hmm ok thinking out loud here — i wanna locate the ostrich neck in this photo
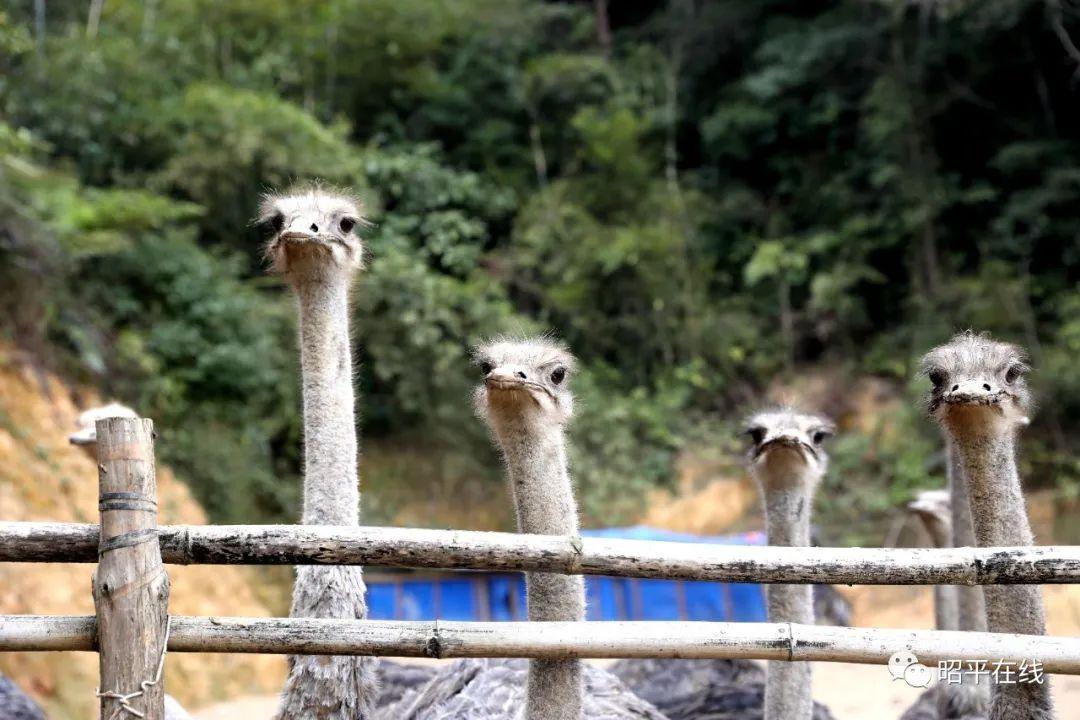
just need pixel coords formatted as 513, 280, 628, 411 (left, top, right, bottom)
277, 268, 376, 719
950, 423, 1053, 718
917, 504, 959, 632
946, 440, 986, 634
495, 418, 583, 720
295, 272, 358, 526
757, 466, 815, 720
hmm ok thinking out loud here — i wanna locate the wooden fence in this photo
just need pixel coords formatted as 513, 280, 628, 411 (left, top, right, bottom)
1, 416, 1078, 719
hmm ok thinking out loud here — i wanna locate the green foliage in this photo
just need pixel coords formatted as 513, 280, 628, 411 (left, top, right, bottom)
81, 229, 300, 520
1, 1, 1078, 538
156, 83, 362, 248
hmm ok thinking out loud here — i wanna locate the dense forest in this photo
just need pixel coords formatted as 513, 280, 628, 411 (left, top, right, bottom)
1, 1, 1077, 541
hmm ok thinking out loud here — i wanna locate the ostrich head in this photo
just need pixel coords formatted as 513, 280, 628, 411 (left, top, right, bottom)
907, 489, 951, 531
69, 403, 139, 459
473, 336, 576, 431
744, 408, 834, 487
921, 332, 1032, 433
258, 183, 365, 275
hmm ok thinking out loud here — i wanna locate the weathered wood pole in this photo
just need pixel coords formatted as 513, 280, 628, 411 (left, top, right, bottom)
92, 417, 169, 720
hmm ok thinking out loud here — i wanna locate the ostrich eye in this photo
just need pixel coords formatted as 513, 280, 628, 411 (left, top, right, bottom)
812, 429, 832, 445
340, 217, 356, 233
928, 368, 947, 388
267, 212, 284, 233
1005, 365, 1023, 384
551, 366, 566, 385
479, 361, 493, 376
747, 427, 766, 445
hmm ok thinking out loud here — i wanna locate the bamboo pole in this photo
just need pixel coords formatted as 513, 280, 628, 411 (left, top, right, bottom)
3, 521, 1080, 585
1, 615, 1077, 673
92, 418, 169, 720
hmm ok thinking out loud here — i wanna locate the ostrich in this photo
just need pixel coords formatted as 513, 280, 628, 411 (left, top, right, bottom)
610, 411, 836, 720
906, 490, 959, 633
474, 336, 585, 720
380, 337, 666, 719
0, 675, 45, 720
899, 490, 980, 720
260, 185, 377, 720
744, 409, 834, 720
614, 411, 838, 720
68, 402, 139, 452
922, 332, 1053, 720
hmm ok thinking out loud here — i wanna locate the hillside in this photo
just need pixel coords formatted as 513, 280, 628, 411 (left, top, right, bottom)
0, 344, 286, 718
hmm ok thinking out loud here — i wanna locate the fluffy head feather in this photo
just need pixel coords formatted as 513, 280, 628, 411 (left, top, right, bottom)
472, 335, 577, 428
920, 331, 1032, 426
743, 406, 835, 475
257, 182, 366, 274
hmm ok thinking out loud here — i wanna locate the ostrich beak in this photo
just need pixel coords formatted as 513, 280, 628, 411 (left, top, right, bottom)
907, 499, 932, 514
942, 378, 1004, 406
69, 430, 97, 446
281, 216, 325, 243
484, 367, 552, 402
485, 367, 529, 391
754, 434, 817, 461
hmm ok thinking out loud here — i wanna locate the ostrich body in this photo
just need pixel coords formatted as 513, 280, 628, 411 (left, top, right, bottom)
608, 658, 764, 712
389, 659, 665, 720
745, 409, 833, 720
380, 337, 666, 719
608, 659, 830, 720
922, 332, 1053, 720
262, 186, 377, 720
0, 675, 45, 720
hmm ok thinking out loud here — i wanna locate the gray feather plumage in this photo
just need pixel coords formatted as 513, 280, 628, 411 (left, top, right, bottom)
0, 674, 45, 720
380, 659, 667, 720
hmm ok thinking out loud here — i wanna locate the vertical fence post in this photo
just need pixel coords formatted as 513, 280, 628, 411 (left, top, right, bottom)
92, 417, 169, 720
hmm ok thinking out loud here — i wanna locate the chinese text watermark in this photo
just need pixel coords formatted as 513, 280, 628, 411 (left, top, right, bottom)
888, 651, 1045, 688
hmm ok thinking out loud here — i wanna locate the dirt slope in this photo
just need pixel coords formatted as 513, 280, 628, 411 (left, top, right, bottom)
0, 347, 286, 718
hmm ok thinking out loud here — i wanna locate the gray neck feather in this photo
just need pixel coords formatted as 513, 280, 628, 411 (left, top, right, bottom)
947, 440, 986, 634
758, 471, 815, 720
276, 266, 376, 720
295, 272, 359, 526
950, 424, 1053, 719
494, 417, 584, 720
936, 441, 988, 717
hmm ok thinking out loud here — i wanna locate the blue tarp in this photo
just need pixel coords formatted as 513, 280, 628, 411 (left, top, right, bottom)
367, 526, 768, 622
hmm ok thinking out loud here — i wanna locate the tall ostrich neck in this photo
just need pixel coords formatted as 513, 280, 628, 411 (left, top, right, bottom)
915, 505, 958, 632
295, 271, 359, 526
496, 417, 584, 720
946, 440, 986, 633
757, 461, 815, 720
276, 266, 376, 719
759, 466, 813, 622
950, 421, 1053, 717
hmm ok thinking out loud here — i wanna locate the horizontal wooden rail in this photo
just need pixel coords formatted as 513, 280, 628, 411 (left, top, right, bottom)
3, 522, 1080, 585
2, 615, 1078, 672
